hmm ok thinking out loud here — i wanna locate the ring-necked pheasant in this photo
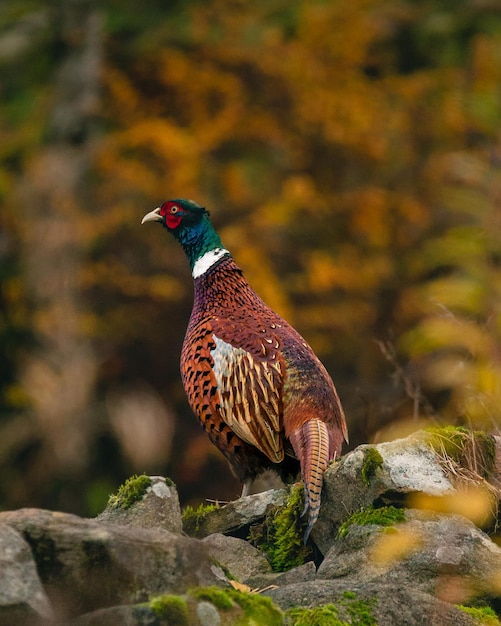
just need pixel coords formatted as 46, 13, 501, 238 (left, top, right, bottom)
142, 199, 348, 540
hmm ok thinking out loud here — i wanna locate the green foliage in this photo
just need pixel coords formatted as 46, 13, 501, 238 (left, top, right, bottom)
249, 483, 310, 572
107, 474, 151, 510
149, 595, 189, 625
4, 0, 501, 517
285, 592, 377, 626
337, 506, 406, 539
361, 448, 384, 486
456, 605, 500, 625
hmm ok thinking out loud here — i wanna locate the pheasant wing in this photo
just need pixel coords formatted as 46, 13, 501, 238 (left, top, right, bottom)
210, 318, 285, 463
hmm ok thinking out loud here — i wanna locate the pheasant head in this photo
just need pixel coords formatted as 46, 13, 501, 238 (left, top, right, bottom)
142, 199, 229, 277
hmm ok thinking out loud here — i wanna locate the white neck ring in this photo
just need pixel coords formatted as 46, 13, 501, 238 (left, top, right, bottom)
192, 248, 230, 278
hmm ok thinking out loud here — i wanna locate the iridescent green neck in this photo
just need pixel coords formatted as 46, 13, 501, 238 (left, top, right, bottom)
174, 214, 230, 277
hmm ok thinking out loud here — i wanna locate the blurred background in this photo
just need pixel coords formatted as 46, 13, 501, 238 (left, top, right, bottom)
1, 0, 501, 517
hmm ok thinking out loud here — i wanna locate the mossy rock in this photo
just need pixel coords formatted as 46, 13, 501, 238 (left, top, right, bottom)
249, 483, 311, 572
182, 502, 221, 536
285, 590, 377, 625
149, 594, 190, 625
143, 587, 284, 625
361, 448, 384, 486
456, 604, 500, 625
337, 506, 406, 539
107, 474, 152, 510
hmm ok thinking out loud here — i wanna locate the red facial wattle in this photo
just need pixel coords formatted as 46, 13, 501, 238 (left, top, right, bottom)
159, 201, 183, 229
165, 213, 182, 229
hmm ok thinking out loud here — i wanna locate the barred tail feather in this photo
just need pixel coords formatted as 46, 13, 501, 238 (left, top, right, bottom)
289, 418, 330, 542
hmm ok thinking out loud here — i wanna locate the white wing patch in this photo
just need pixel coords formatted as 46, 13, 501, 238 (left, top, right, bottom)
211, 335, 283, 462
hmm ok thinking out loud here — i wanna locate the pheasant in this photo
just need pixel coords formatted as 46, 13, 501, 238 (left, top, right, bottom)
142, 198, 348, 540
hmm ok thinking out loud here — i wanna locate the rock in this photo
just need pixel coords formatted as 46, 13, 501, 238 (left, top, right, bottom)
0, 523, 53, 624
317, 509, 501, 601
313, 430, 493, 554
71, 588, 283, 626
267, 580, 479, 626
246, 560, 317, 592
182, 488, 288, 538
68, 604, 143, 626
0, 431, 500, 625
202, 533, 272, 582
97, 475, 182, 534
0, 508, 227, 621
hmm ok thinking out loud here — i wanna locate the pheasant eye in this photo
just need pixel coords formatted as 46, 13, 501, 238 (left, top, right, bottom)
170, 205, 179, 214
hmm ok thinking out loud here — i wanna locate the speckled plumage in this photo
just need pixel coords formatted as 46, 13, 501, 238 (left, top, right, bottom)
142, 199, 348, 540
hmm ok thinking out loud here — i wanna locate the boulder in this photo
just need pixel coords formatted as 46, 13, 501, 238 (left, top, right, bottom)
182, 488, 288, 538
0, 522, 53, 624
267, 581, 479, 626
317, 509, 501, 602
313, 430, 498, 554
97, 475, 182, 533
0, 432, 499, 625
202, 533, 272, 582
0, 508, 227, 621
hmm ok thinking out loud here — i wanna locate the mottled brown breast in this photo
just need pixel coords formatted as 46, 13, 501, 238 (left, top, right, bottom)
181, 258, 289, 464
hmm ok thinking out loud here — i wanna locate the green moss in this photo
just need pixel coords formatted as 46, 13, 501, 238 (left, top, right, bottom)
342, 591, 356, 600
189, 587, 283, 625
210, 556, 238, 581
337, 506, 406, 539
286, 604, 346, 625
339, 592, 377, 626
190, 586, 235, 611
286, 593, 377, 626
181, 502, 220, 535
361, 448, 384, 486
149, 595, 189, 625
227, 589, 283, 626
107, 474, 151, 510
456, 605, 500, 625
249, 483, 310, 572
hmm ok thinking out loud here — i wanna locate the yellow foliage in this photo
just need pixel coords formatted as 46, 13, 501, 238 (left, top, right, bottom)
408, 486, 497, 528
5, 0, 501, 513
371, 527, 423, 567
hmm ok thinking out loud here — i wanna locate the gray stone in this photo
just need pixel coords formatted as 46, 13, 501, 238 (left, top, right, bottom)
97, 476, 182, 534
0, 523, 53, 624
317, 509, 501, 600
267, 580, 479, 626
313, 433, 457, 553
69, 604, 148, 626
0, 430, 500, 625
245, 560, 317, 591
195, 601, 221, 626
202, 533, 271, 582
183, 489, 288, 538
0, 508, 227, 621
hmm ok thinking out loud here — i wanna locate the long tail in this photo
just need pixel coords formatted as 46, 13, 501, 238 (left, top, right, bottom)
289, 419, 330, 542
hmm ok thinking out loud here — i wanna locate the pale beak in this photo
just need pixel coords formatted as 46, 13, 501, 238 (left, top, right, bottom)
141, 207, 163, 225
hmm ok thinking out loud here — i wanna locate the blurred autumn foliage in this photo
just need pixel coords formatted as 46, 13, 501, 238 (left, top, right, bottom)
1, 0, 501, 515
